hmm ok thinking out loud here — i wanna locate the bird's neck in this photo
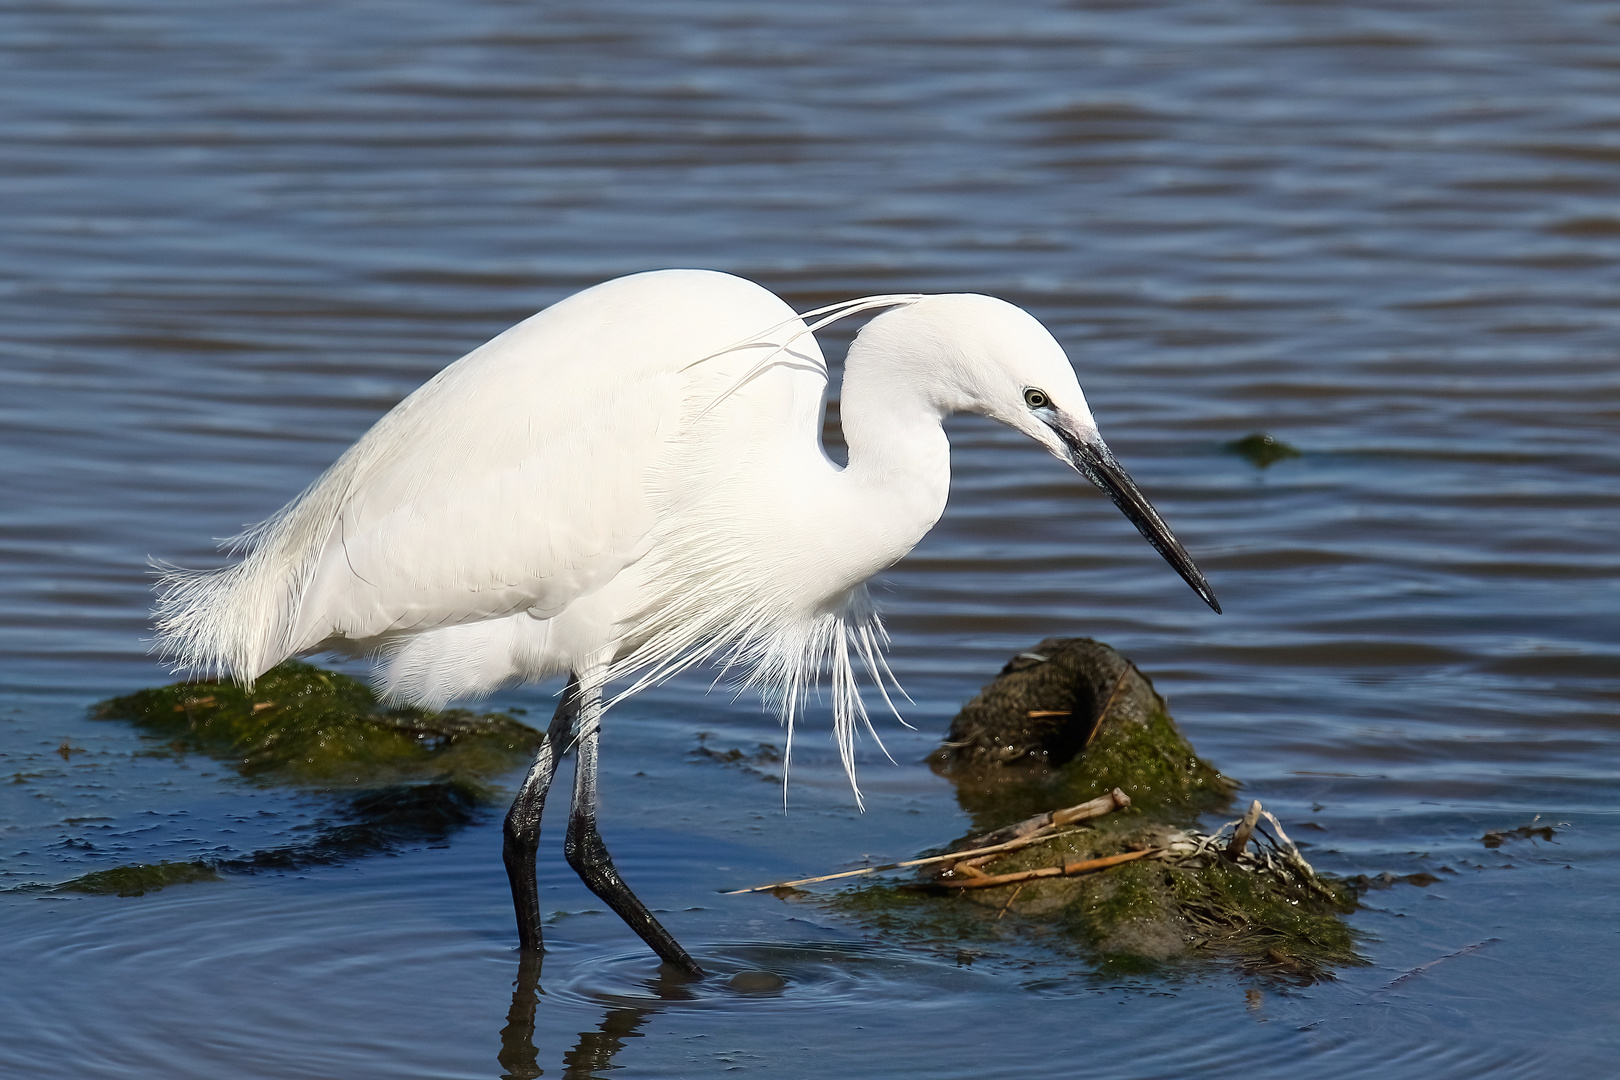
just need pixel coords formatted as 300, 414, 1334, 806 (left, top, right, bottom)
833, 344, 953, 573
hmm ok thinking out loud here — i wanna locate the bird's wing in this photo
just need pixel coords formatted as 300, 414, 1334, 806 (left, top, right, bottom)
154, 269, 825, 682
285, 349, 670, 653
277, 270, 808, 659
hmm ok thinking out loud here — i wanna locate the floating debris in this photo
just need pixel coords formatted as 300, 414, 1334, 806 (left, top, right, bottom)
1349, 870, 1440, 890
1225, 432, 1301, 468
1481, 817, 1557, 848
690, 733, 783, 782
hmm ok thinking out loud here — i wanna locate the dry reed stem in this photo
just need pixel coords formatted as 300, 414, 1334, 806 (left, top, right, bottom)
953, 788, 1131, 866
1082, 663, 1136, 750
1225, 799, 1262, 860
725, 789, 1130, 894
945, 847, 1161, 890
723, 829, 1086, 894
996, 882, 1026, 918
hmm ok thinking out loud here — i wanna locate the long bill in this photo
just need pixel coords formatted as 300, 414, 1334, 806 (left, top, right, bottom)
1054, 428, 1222, 614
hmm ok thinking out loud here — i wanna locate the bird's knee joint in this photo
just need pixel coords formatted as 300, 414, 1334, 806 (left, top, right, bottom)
563, 825, 613, 878
504, 803, 541, 845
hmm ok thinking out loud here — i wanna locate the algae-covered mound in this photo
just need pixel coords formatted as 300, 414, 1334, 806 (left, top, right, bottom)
922, 808, 1361, 980
929, 638, 1235, 824
93, 660, 542, 787
834, 639, 1364, 981
63, 860, 222, 897
66, 661, 543, 896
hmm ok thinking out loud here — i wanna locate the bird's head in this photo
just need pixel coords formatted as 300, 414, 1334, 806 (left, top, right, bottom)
857, 293, 1221, 614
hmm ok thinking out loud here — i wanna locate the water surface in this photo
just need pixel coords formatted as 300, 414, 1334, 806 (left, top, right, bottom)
2, 1, 1618, 1076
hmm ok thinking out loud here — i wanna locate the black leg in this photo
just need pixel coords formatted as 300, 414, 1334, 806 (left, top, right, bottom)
502, 675, 579, 953
563, 697, 705, 977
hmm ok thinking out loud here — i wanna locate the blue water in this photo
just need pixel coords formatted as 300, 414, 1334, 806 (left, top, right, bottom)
3, 1, 1618, 1076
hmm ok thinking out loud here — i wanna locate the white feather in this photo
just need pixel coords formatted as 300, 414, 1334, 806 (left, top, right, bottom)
156, 272, 931, 791
155, 269, 1114, 795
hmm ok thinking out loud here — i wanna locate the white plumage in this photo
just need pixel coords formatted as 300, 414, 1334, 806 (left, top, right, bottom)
156, 268, 1216, 797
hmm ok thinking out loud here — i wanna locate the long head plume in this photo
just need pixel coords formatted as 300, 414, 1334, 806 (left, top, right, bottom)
682, 293, 924, 421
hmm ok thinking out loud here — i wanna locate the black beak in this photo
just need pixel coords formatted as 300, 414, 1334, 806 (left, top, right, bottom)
1054, 426, 1221, 614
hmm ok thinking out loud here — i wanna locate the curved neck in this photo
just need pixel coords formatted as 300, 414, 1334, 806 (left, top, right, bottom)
832, 341, 953, 572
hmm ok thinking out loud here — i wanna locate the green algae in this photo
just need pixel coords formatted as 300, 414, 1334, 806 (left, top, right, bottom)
1060, 677, 1231, 818
967, 818, 1363, 979
67, 662, 545, 896
93, 660, 542, 787
1226, 432, 1301, 468
830, 639, 1366, 982
61, 860, 222, 897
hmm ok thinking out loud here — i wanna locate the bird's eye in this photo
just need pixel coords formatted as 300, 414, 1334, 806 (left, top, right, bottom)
1023, 388, 1050, 410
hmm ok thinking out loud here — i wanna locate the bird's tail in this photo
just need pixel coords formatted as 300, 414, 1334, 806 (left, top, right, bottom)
151, 552, 293, 686
152, 432, 377, 685
151, 472, 346, 685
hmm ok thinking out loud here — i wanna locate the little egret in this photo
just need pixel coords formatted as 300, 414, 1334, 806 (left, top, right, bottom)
155, 269, 1218, 976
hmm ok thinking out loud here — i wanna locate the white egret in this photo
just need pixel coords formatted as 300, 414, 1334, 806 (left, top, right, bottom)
155, 269, 1218, 976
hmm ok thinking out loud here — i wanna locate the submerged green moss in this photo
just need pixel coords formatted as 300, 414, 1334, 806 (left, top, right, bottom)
93, 660, 541, 787
967, 820, 1363, 978
829, 812, 1364, 982
61, 860, 221, 897
1226, 432, 1301, 468
52, 780, 490, 899
72, 663, 546, 897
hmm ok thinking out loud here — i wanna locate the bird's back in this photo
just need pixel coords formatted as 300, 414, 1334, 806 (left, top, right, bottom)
155, 269, 828, 693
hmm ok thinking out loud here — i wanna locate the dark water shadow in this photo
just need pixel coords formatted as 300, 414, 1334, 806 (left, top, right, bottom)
498, 952, 695, 1079
52, 779, 488, 897
50, 664, 542, 897
497, 952, 548, 1080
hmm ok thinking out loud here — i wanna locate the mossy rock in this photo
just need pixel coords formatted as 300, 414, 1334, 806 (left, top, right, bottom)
93, 660, 542, 787
940, 819, 1361, 979
929, 637, 1236, 826
825, 639, 1364, 982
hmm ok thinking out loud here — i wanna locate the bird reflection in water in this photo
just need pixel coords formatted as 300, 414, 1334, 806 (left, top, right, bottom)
497, 951, 697, 1079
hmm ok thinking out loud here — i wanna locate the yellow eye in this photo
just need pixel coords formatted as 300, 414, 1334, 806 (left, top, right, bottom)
1023, 388, 1049, 410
